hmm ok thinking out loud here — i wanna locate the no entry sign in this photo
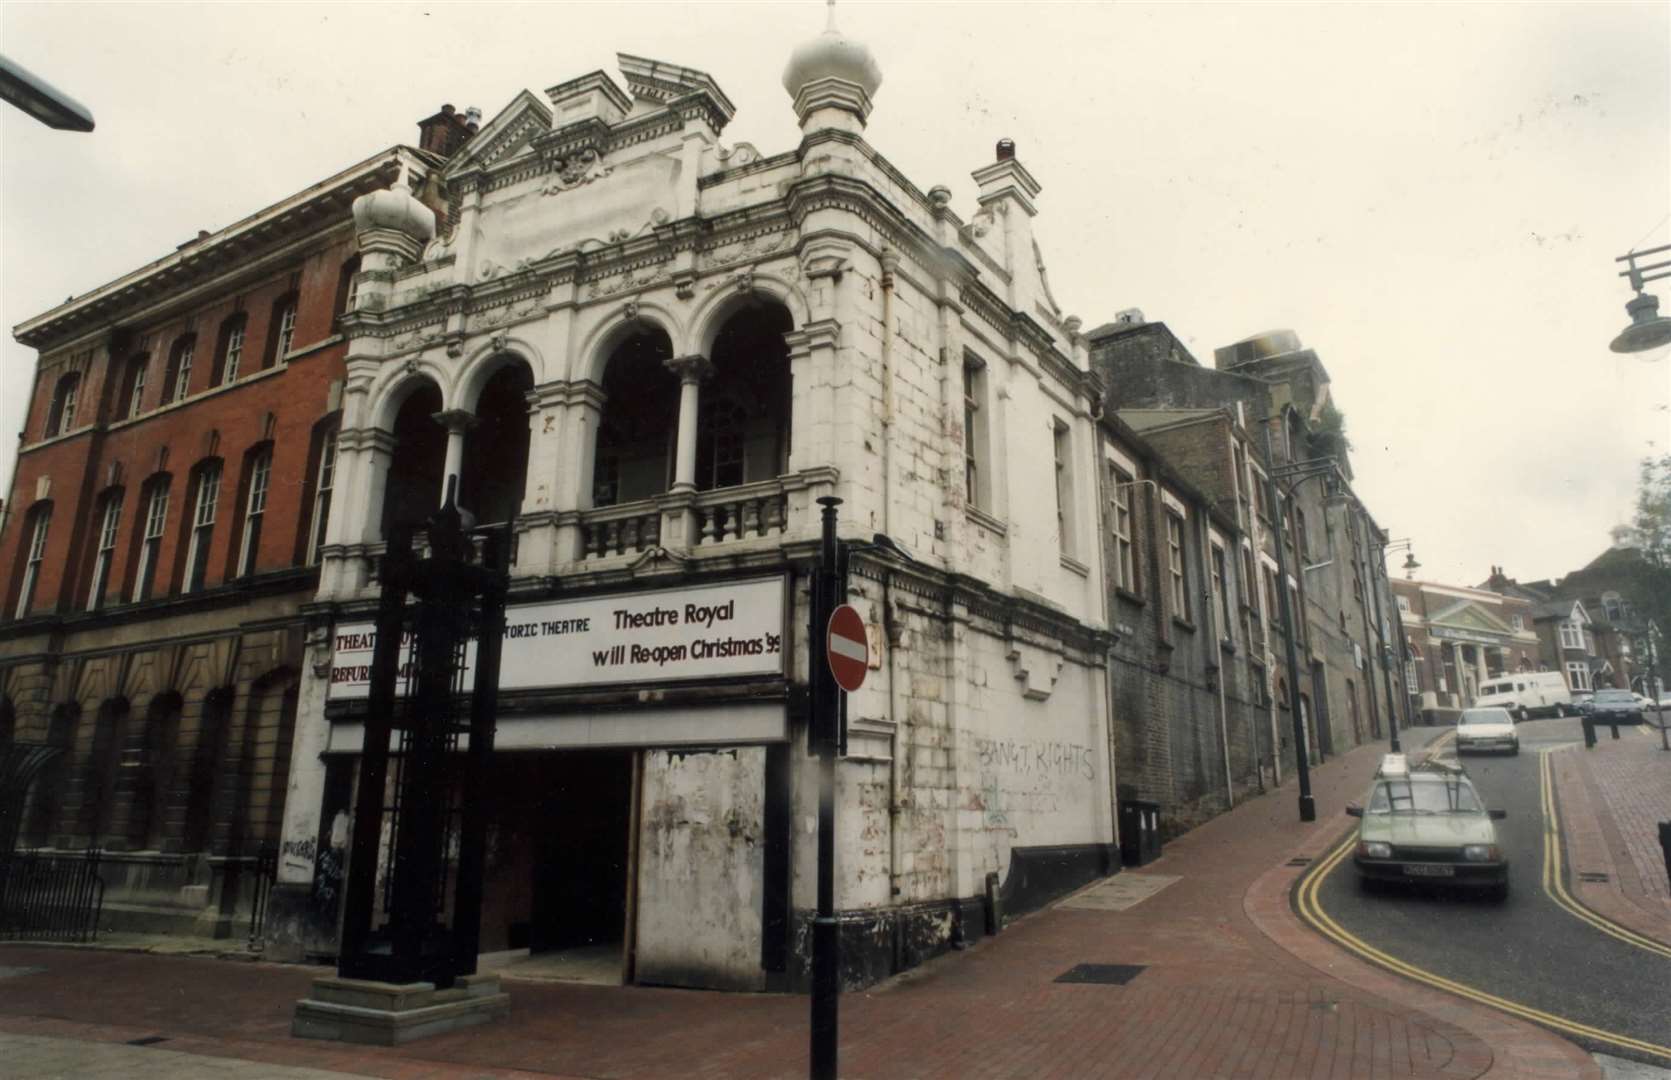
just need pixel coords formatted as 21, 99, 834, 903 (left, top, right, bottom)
826, 604, 869, 692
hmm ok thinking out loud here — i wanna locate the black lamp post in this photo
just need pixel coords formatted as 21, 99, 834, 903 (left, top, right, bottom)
1610, 243, 1671, 354
337, 485, 510, 988
1266, 434, 1340, 823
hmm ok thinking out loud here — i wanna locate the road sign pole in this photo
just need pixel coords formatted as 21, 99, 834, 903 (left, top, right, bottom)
811, 495, 841, 1080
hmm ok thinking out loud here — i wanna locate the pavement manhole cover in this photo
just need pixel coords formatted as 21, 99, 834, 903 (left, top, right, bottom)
1577, 871, 1610, 883
1286, 857, 1313, 867
127, 1036, 169, 1047
1056, 963, 1146, 985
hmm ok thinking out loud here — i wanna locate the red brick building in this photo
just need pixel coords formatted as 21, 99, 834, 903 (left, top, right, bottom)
0, 128, 457, 935
1390, 577, 1540, 713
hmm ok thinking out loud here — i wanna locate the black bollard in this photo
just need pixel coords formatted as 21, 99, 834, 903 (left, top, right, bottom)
1610, 719, 1621, 740
1659, 822, 1671, 894
1582, 716, 1596, 749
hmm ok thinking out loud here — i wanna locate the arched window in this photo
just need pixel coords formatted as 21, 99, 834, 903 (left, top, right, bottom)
182, 688, 233, 853
233, 444, 273, 577
118, 694, 180, 850
380, 382, 446, 538
85, 698, 128, 843
86, 487, 125, 611
264, 293, 298, 368
181, 460, 223, 593
24, 703, 79, 847
335, 255, 362, 317
211, 313, 248, 386
304, 424, 338, 564
120, 353, 150, 419
461, 361, 533, 526
12, 501, 53, 619
594, 329, 676, 507
44, 372, 80, 438
165, 334, 197, 404
129, 475, 171, 603
700, 303, 793, 491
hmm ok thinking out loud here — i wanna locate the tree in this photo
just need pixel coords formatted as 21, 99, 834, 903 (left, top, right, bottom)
1630, 453, 1671, 569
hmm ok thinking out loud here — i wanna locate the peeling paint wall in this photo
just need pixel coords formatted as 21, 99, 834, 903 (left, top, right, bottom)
635, 747, 766, 991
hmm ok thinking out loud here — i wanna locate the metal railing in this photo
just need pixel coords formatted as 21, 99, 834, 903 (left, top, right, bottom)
0, 847, 105, 942
246, 843, 278, 952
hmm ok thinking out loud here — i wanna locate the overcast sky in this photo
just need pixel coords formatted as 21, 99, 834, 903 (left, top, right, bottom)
3, 1, 1667, 587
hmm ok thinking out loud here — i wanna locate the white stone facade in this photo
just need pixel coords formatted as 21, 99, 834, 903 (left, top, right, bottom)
274, 40, 1113, 989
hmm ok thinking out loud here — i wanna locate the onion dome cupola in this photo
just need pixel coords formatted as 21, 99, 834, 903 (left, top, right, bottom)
782, 0, 882, 131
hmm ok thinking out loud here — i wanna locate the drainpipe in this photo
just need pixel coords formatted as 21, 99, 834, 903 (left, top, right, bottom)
1199, 507, 1234, 809
879, 250, 897, 538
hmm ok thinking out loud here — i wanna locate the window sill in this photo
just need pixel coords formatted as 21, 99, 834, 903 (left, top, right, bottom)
966, 505, 1007, 536
284, 333, 344, 364
1114, 586, 1145, 608
103, 363, 290, 432
1060, 553, 1089, 577
1172, 616, 1197, 634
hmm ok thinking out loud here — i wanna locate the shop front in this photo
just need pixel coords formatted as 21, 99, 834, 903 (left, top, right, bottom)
269, 573, 798, 992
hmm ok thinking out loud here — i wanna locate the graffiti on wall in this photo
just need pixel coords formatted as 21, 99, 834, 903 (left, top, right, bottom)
972, 739, 1096, 829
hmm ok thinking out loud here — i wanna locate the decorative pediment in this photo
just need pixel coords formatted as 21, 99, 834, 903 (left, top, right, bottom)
1429, 600, 1514, 636
443, 90, 553, 180
617, 53, 735, 127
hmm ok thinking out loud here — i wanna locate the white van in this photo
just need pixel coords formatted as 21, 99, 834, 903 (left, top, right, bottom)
1473, 671, 1572, 721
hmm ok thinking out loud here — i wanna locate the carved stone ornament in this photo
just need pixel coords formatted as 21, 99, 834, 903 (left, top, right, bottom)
543, 148, 613, 195
675, 272, 696, 300
489, 331, 509, 353
404, 358, 420, 376
927, 185, 953, 209
621, 298, 640, 324
715, 142, 761, 167
446, 338, 465, 359
421, 232, 455, 263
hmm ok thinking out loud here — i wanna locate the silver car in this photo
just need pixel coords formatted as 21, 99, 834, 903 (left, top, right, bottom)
1348, 757, 1509, 900
1456, 707, 1519, 755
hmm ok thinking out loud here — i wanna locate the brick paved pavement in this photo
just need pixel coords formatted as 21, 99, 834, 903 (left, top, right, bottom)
0, 728, 1600, 1079
1553, 725, 1671, 943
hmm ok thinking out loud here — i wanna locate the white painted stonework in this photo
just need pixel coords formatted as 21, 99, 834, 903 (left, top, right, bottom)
279, 34, 1114, 989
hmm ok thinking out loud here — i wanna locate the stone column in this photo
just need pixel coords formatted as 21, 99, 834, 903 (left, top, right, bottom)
432, 408, 478, 509
664, 355, 713, 494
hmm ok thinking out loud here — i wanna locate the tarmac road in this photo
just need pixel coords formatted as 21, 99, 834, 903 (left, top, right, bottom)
1308, 718, 1671, 1069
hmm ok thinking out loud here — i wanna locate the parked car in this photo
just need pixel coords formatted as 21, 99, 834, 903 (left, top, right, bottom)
1589, 688, 1644, 724
1570, 690, 1596, 716
1347, 755, 1509, 900
1455, 708, 1520, 755
1472, 672, 1572, 721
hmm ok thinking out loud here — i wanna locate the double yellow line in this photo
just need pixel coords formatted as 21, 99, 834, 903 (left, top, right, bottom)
1538, 748, 1671, 960
1295, 831, 1671, 1062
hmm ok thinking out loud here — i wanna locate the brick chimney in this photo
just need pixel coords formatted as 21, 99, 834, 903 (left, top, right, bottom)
415, 104, 478, 158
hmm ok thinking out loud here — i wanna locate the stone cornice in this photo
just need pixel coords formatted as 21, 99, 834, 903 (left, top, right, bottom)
16, 151, 413, 350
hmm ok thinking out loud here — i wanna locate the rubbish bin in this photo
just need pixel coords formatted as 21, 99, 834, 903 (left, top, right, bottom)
1119, 799, 1162, 867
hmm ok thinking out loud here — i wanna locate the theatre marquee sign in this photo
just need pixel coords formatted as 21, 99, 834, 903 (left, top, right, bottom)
327, 576, 786, 701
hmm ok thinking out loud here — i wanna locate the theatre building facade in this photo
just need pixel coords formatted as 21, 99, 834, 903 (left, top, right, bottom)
265, 41, 1115, 990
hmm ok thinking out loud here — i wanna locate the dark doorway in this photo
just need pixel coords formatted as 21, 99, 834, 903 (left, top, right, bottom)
529, 749, 634, 953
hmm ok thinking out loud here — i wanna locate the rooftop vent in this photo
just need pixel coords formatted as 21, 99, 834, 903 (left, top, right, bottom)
996, 138, 1015, 161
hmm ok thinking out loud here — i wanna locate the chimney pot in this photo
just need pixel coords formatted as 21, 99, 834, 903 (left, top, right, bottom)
441, 103, 455, 116
996, 138, 1015, 161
